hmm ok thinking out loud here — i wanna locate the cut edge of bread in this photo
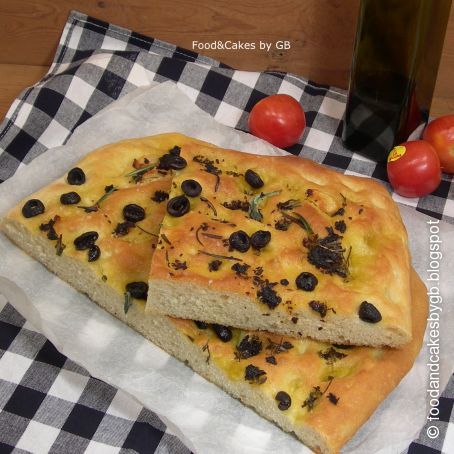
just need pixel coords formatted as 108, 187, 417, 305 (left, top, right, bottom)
0, 218, 332, 454
147, 278, 411, 348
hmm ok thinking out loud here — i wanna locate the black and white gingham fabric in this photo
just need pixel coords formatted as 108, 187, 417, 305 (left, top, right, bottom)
0, 298, 191, 454
0, 10, 452, 454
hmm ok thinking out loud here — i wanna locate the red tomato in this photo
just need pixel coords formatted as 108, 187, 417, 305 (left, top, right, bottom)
422, 115, 454, 174
248, 94, 306, 148
387, 141, 441, 197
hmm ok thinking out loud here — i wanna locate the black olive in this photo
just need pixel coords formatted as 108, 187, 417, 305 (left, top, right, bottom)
275, 391, 291, 411
47, 229, 58, 240
212, 324, 232, 342
60, 191, 81, 205
88, 245, 101, 262
244, 364, 267, 383
257, 284, 282, 309
67, 167, 86, 185
123, 204, 145, 223
231, 262, 250, 276
208, 260, 222, 272
113, 221, 135, 237
245, 169, 264, 189
334, 220, 347, 233
358, 301, 382, 323
305, 228, 347, 278
236, 335, 262, 359
308, 300, 327, 317
222, 200, 250, 211
126, 281, 148, 300
296, 272, 318, 291
228, 230, 250, 253
151, 190, 169, 203
250, 230, 271, 250
266, 356, 277, 365
282, 341, 294, 350
194, 320, 208, 330
280, 279, 289, 286
181, 179, 202, 197
74, 231, 99, 250
332, 207, 345, 217
22, 199, 45, 218
167, 195, 190, 217
169, 146, 181, 156
157, 153, 187, 170
39, 218, 58, 240
168, 156, 187, 170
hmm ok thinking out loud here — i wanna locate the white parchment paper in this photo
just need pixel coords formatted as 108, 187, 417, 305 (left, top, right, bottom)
0, 82, 453, 454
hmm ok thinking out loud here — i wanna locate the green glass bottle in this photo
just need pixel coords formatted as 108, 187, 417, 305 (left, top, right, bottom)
343, 0, 452, 162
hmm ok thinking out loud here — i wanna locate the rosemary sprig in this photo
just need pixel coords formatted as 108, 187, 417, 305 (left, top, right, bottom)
55, 234, 66, 256
198, 250, 243, 262
193, 155, 221, 192
161, 233, 172, 245
249, 190, 281, 222
318, 346, 348, 366
345, 245, 352, 268
210, 218, 236, 227
78, 185, 118, 213
339, 192, 347, 207
280, 211, 314, 235
96, 185, 118, 205
277, 199, 301, 210
200, 196, 217, 217
265, 337, 294, 355
125, 163, 155, 182
124, 292, 132, 314
304, 226, 351, 279
301, 386, 323, 411
136, 224, 159, 237
302, 377, 335, 411
202, 341, 211, 364
201, 233, 223, 240
195, 223, 209, 246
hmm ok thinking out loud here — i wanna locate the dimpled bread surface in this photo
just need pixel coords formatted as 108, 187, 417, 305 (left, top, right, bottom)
1, 134, 424, 454
147, 141, 412, 347
1, 134, 213, 319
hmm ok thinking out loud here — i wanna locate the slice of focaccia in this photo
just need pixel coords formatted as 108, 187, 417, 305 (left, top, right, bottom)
1, 133, 213, 323
152, 269, 426, 454
147, 142, 412, 347
1, 134, 426, 454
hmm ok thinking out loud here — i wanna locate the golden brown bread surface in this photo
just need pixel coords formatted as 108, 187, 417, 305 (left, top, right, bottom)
1, 134, 425, 453
161, 268, 426, 454
2, 134, 211, 300
147, 141, 412, 347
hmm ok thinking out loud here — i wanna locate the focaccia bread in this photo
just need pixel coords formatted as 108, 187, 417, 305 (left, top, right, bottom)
147, 142, 412, 347
1, 134, 426, 453
1, 133, 213, 322
155, 269, 426, 454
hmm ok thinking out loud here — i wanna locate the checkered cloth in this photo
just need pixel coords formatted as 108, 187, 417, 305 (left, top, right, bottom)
0, 298, 191, 454
0, 10, 452, 454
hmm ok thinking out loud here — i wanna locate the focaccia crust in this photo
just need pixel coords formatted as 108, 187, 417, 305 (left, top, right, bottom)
148, 142, 412, 347
164, 268, 426, 453
2, 134, 213, 300
1, 134, 425, 454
